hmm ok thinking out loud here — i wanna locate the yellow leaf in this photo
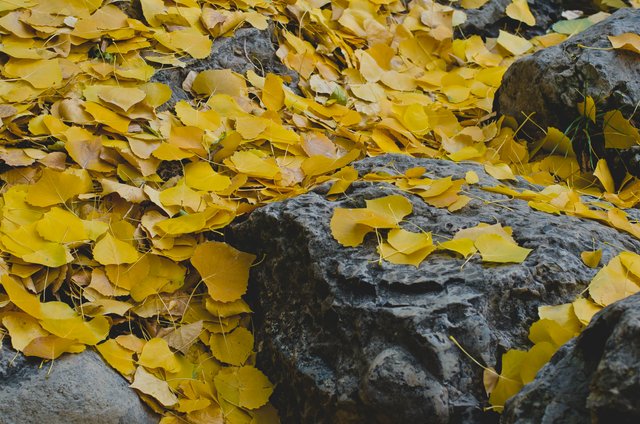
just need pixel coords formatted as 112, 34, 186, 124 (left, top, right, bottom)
262, 74, 285, 111
93, 233, 140, 265
488, 349, 527, 408
25, 168, 92, 207
227, 150, 281, 180
589, 256, 640, 306
538, 303, 582, 334
2, 312, 48, 351
572, 297, 602, 325
330, 195, 413, 247
130, 366, 178, 407
40, 315, 109, 345
577, 96, 596, 123
474, 233, 532, 263
528, 319, 576, 347
581, 250, 602, 268
484, 163, 516, 181
36, 207, 88, 243
22, 335, 85, 360
192, 69, 247, 97
84, 102, 131, 133
139, 338, 181, 373
97, 86, 147, 111
96, 339, 136, 376
603, 110, 640, 149
608, 32, 640, 54
497, 30, 533, 55
191, 241, 255, 302
4, 58, 62, 89
175, 101, 221, 131
465, 171, 479, 184
594, 159, 615, 193
214, 365, 274, 410
506, 0, 536, 26
160, 182, 203, 211
438, 238, 477, 258
154, 28, 212, 59
209, 327, 254, 365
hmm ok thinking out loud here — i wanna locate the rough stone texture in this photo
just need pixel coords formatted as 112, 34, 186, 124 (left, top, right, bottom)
0, 346, 159, 424
495, 9, 640, 141
502, 292, 640, 424
446, 0, 595, 38
229, 154, 640, 424
151, 27, 298, 108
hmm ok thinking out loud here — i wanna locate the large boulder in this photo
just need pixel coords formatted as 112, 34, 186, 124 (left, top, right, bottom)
0, 346, 159, 424
495, 9, 640, 163
229, 154, 640, 423
502, 292, 640, 424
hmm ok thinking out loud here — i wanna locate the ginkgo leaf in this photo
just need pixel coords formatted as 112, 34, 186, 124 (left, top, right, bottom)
589, 256, 640, 306
130, 366, 178, 407
505, 0, 536, 26
191, 242, 255, 302
214, 365, 274, 410
484, 163, 516, 180
25, 168, 92, 207
2, 312, 49, 351
84, 102, 131, 133
593, 159, 615, 193
438, 238, 477, 258
497, 31, 533, 56
22, 335, 86, 359
139, 338, 182, 373
581, 249, 602, 268
93, 233, 140, 265
96, 339, 136, 376
209, 327, 254, 365
608, 32, 640, 54
97, 86, 147, 111
474, 233, 531, 263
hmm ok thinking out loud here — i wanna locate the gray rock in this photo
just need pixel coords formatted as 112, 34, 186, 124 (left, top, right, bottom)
502, 292, 640, 424
228, 154, 640, 423
495, 8, 640, 175
151, 27, 298, 109
447, 0, 595, 38
0, 346, 159, 424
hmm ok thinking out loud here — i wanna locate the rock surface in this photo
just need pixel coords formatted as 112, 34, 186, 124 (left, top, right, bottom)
502, 292, 640, 424
495, 9, 640, 141
229, 154, 640, 424
448, 0, 594, 38
0, 346, 158, 424
151, 27, 298, 108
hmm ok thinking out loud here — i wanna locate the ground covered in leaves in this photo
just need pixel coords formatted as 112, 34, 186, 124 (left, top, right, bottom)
0, 0, 639, 422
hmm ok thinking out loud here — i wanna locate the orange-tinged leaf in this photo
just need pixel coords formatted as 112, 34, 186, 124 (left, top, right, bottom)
191, 242, 255, 302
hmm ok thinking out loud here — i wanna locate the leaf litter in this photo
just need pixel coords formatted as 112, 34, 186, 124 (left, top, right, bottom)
0, 0, 637, 421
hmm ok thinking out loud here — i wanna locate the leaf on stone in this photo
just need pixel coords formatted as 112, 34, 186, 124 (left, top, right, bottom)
581, 249, 602, 268
506, 0, 536, 26
130, 366, 178, 407
608, 32, 640, 54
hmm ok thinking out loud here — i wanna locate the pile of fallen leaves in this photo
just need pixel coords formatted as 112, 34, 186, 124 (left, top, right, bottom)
0, 0, 639, 421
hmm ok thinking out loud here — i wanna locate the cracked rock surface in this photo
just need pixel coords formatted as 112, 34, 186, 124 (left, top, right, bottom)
495, 8, 640, 141
502, 292, 640, 424
0, 345, 159, 424
229, 154, 640, 424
